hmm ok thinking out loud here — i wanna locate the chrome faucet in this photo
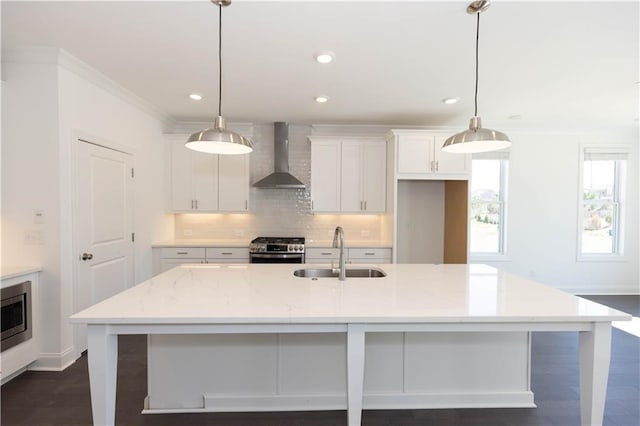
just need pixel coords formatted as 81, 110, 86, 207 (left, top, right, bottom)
332, 226, 346, 281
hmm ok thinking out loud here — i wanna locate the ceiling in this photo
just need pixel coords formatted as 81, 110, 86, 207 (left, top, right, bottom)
2, 1, 638, 131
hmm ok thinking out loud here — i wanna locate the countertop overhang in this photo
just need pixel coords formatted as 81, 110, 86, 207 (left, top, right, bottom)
70, 264, 630, 325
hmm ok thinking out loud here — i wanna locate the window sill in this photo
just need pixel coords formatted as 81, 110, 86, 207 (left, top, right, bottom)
470, 254, 511, 263
577, 255, 629, 263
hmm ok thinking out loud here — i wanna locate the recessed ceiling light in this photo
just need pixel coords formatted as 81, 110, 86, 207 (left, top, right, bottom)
315, 95, 329, 103
188, 93, 203, 101
442, 97, 459, 105
314, 51, 334, 64
508, 114, 522, 120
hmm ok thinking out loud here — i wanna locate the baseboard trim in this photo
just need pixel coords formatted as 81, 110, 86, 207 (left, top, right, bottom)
142, 391, 535, 414
29, 347, 79, 371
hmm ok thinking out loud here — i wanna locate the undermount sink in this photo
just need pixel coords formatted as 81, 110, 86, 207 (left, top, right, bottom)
293, 267, 387, 278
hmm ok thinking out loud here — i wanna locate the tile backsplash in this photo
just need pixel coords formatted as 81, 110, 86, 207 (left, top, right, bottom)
173, 123, 387, 243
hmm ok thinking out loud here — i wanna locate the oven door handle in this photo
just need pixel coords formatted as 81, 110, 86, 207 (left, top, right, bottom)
250, 253, 304, 259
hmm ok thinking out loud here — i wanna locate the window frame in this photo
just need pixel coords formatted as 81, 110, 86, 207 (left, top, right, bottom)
577, 144, 628, 261
468, 153, 510, 261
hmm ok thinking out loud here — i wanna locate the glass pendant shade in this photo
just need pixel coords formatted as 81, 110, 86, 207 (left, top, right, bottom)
442, 116, 511, 154
186, 116, 253, 155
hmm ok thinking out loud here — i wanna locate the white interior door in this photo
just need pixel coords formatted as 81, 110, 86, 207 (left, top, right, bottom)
75, 139, 134, 353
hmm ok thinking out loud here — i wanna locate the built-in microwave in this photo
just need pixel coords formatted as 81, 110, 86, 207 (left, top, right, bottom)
1, 280, 32, 352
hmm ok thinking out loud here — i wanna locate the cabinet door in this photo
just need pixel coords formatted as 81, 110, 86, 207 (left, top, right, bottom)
218, 154, 250, 211
397, 134, 433, 174
171, 141, 194, 211
310, 140, 341, 212
433, 134, 469, 174
340, 141, 363, 212
192, 152, 218, 211
362, 141, 387, 212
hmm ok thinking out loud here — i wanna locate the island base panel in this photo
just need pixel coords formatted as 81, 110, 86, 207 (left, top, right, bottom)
146, 332, 531, 411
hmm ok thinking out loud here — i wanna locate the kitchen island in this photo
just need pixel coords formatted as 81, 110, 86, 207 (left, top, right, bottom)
70, 263, 630, 426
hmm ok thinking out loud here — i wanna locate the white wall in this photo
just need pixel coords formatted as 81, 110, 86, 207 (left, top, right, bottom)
1, 48, 173, 369
2, 57, 62, 355
482, 130, 639, 294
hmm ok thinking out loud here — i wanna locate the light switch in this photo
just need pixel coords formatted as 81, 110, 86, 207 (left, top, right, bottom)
34, 210, 44, 224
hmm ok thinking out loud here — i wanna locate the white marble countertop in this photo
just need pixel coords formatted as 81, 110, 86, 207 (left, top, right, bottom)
152, 239, 250, 248
306, 240, 392, 248
152, 239, 392, 248
70, 264, 629, 325
1, 266, 42, 281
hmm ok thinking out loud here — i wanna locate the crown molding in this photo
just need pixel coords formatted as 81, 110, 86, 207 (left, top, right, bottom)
2, 47, 176, 130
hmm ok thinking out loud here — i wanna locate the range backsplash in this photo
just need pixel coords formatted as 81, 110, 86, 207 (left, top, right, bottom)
173, 123, 387, 243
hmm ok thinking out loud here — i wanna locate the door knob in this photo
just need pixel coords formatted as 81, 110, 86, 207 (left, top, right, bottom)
81, 253, 94, 261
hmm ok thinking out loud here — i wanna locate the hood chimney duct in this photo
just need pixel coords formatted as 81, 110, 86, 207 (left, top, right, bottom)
253, 122, 306, 189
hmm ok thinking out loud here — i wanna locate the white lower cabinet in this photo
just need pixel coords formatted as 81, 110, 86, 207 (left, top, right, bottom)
155, 247, 249, 274
305, 248, 340, 264
205, 247, 250, 264
348, 248, 391, 264
305, 247, 391, 264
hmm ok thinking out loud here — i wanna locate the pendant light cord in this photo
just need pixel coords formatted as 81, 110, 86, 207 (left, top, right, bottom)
218, 3, 223, 118
474, 11, 480, 118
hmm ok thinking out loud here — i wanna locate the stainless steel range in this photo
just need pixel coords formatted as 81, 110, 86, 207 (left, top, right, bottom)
249, 237, 305, 264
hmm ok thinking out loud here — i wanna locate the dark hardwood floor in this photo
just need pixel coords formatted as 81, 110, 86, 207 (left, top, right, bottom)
1, 296, 638, 426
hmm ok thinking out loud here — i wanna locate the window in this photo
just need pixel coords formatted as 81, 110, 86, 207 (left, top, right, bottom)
579, 146, 628, 257
469, 153, 509, 256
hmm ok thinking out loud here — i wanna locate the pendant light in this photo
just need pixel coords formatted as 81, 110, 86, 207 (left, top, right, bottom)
186, 0, 253, 155
442, 0, 511, 154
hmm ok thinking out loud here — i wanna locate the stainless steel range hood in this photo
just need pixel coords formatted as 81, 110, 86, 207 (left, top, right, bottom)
253, 122, 305, 189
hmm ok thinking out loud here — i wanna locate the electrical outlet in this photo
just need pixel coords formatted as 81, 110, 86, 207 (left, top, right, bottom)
183, 229, 193, 236
24, 230, 45, 245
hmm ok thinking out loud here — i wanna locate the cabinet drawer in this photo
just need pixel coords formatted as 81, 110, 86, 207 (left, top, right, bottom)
348, 248, 391, 261
305, 248, 339, 258
161, 247, 206, 259
206, 247, 249, 259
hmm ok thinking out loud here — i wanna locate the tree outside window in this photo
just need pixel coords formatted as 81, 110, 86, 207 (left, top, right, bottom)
580, 147, 627, 256
470, 157, 508, 255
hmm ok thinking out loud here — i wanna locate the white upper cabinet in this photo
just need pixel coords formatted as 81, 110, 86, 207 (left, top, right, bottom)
168, 135, 250, 212
218, 154, 250, 212
310, 139, 341, 212
309, 137, 386, 213
390, 130, 469, 179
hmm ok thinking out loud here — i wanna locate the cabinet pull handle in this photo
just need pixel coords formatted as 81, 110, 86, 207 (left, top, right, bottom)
177, 252, 188, 255
430, 160, 435, 171
364, 252, 375, 255
364, 201, 367, 211
195, 200, 198, 209
191, 200, 194, 209
435, 161, 439, 172
321, 252, 332, 255
311, 200, 314, 210
245, 200, 248, 210
221, 252, 233, 255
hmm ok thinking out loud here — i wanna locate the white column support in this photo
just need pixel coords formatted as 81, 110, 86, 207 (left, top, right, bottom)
579, 322, 612, 426
347, 324, 366, 426
87, 325, 118, 426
